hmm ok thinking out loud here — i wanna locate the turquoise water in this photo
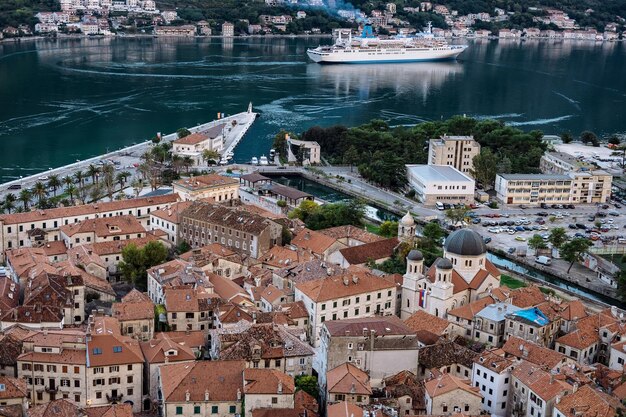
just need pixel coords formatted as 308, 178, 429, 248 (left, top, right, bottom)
0, 36, 625, 182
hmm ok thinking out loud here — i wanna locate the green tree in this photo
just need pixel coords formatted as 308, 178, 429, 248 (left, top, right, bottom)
548, 227, 568, 250
202, 149, 220, 166
74, 170, 86, 188
32, 181, 47, 204
18, 189, 31, 211
560, 131, 573, 144
87, 164, 100, 185
528, 234, 547, 255
119, 241, 168, 290
378, 220, 399, 238
445, 206, 469, 225
470, 148, 498, 190
3, 193, 16, 214
580, 130, 599, 146
177, 128, 191, 138
496, 155, 512, 174
272, 130, 291, 159
294, 375, 319, 399
560, 238, 593, 273
609, 136, 621, 145
343, 145, 359, 172
175, 240, 192, 255
289, 200, 320, 223
47, 174, 61, 197
422, 221, 445, 244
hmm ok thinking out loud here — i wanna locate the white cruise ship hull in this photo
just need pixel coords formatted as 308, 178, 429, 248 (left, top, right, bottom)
307, 45, 467, 64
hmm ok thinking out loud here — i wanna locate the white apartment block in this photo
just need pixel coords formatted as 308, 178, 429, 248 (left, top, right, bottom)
471, 353, 514, 417
495, 174, 572, 205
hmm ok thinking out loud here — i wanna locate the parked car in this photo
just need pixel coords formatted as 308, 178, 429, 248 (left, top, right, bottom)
507, 247, 516, 254
535, 256, 552, 265
484, 237, 492, 244
515, 236, 527, 242
7, 184, 21, 190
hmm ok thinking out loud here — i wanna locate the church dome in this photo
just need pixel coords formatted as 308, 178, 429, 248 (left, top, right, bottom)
407, 250, 423, 261
435, 258, 453, 270
444, 229, 487, 256
400, 211, 415, 226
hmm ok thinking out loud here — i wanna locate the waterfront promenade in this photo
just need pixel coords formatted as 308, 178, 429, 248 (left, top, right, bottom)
0, 109, 257, 199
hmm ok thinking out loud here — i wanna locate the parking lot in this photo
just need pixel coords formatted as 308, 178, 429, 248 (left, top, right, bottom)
466, 202, 626, 254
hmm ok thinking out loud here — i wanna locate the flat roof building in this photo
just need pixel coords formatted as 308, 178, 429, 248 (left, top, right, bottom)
405, 164, 475, 206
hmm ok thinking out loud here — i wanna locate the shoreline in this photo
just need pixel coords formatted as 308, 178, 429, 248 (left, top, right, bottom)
1, 32, 621, 44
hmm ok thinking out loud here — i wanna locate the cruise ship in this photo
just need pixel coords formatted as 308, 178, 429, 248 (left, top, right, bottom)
307, 24, 467, 64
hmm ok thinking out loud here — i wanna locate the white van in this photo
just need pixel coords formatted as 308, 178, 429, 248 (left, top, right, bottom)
436, 202, 445, 210
535, 256, 552, 266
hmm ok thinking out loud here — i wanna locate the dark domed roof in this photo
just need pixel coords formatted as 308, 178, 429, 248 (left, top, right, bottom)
444, 229, 487, 256
435, 258, 453, 270
407, 250, 423, 261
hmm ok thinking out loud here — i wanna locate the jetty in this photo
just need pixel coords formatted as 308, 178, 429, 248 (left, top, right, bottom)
0, 106, 257, 198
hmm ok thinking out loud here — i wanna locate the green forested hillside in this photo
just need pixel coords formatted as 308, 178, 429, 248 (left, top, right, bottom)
1, 0, 58, 28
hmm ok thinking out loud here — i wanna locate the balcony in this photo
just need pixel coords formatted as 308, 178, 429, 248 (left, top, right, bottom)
106, 393, 124, 403
45, 386, 58, 394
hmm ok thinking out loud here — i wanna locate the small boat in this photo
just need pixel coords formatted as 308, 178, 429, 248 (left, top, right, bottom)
251, 157, 259, 165
259, 155, 269, 166
269, 149, 276, 158
219, 158, 229, 165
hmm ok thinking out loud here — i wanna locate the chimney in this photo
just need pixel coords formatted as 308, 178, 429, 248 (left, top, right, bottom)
343, 278, 349, 286
573, 383, 578, 393
352, 275, 359, 284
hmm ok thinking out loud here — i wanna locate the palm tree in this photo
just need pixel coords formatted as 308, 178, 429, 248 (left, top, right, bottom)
66, 184, 76, 205
62, 175, 74, 188
3, 193, 16, 214
32, 181, 47, 204
131, 179, 143, 198
74, 170, 85, 188
18, 189, 31, 211
202, 149, 220, 166
101, 165, 115, 201
47, 174, 61, 197
182, 156, 194, 174
87, 164, 100, 185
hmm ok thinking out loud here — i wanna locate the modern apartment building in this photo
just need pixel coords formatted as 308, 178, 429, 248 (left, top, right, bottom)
495, 174, 573, 205
428, 135, 481, 176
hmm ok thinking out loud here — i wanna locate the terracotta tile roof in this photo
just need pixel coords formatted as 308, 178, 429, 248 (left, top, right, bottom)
0, 194, 178, 225
326, 315, 415, 337
164, 286, 217, 313
327, 402, 364, 417
338, 238, 399, 265
0, 376, 27, 400
260, 246, 314, 269
84, 404, 133, 417
0, 276, 19, 312
508, 285, 546, 308
448, 297, 496, 321
274, 259, 333, 284
67, 245, 105, 269
261, 285, 286, 304
88, 234, 161, 256
140, 332, 197, 364
278, 301, 309, 319
0, 334, 23, 367
473, 349, 515, 374
112, 289, 155, 321
5, 248, 52, 279
319, 225, 383, 244
179, 243, 242, 265
173, 124, 225, 145
219, 323, 314, 360
1, 305, 64, 325
612, 381, 626, 399
155, 330, 205, 350
181, 201, 277, 235
160, 360, 245, 402
503, 337, 569, 370
210, 273, 250, 303
559, 300, 588, 322
150, 201, 194, 224
41, 241, 68, 256
291, 229, 339, 255
294, 390, 319, 417
218, 303, 253, 324
26, 399, 84, 417
404, 311, 451, 337
511, 360, 571, 401
174, 173, 238, 191
556, 385, 621, 417
251, 410, 303, 417
0, 404, 23, 417
418, 340, 478, 369
18, 349, 86, 365
56, 261, 114, 297
424, 374, 481, 399
86, 316, 143, 366
556, 328, 598, 350
424, 258, 500, 294
295, 268, 395, 302
243, 369, 295, 395
327, 363, 372, 395
60, 215, 145, 238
